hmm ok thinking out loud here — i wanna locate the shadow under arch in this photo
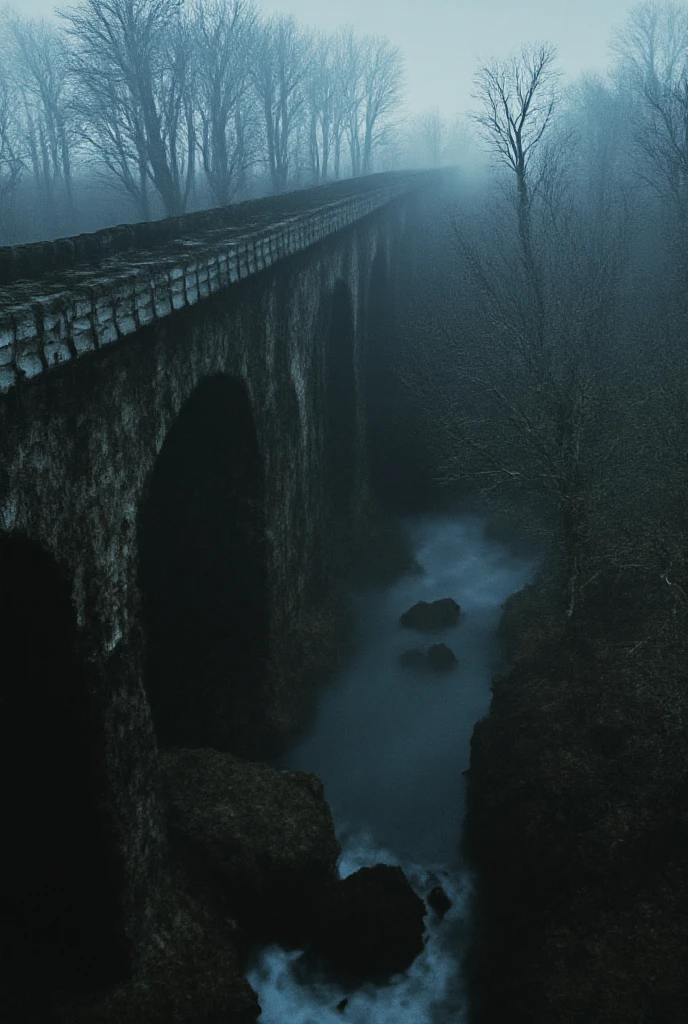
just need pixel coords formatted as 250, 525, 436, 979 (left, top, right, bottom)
324, 279, 357, 514
364, 245, 394, 500
0, 534, 128, 1015
137, 373, 268, 753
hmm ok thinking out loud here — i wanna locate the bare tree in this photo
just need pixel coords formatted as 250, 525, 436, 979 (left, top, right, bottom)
328, 25, 356, 179
305, 31, 335, 182
360, 35, 404, 174
419, 107, 447, 166
403, 46, 639, 621
403, 106, 448, 167
0, 62, 23, 242
9, 15, 76, 231
160, 5, 199, 212
471, 42, 561, 299
564, 74, 634, 215
250, 14, 311, 192
60, 0, 196, 218
332, 29, 404, 178
611, 2, 688, 264
410, 186, 633, 619
338, 26, 365, 177
192, 0, 257, 206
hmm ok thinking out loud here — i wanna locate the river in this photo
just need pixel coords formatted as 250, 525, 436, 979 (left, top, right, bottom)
247, 513, 535, 1023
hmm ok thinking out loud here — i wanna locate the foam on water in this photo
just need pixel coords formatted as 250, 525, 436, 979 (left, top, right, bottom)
247, 514, 535, 1022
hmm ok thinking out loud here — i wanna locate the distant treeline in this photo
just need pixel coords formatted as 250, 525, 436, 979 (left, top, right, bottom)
0, 0, 471, 246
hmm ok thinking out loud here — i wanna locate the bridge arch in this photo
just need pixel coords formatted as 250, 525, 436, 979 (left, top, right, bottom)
364, 244, 394, 500
137, 373, 268, 752
324, 279, 357, 514
0, 533, 127, 1011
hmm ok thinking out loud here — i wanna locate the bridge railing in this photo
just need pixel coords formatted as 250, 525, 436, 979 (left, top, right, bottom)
0, 171, 440, 395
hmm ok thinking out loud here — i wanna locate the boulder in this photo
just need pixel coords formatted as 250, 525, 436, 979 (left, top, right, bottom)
427, 643, 458, 672
156, 747, 340, 944
399, 648, 427, 670
400, 598, 460, 632
427, 884, 452, 918
313, 864, 426, 984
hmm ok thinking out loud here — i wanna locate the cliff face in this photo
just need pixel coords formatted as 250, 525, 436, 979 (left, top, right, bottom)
463, 582, 688, 1023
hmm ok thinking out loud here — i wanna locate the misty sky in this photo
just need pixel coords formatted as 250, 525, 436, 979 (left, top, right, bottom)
24, 0, 639, 116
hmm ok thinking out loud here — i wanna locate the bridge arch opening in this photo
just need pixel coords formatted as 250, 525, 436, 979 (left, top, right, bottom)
0, 534, 127, 1012
324, 279, 357, 513
138, 373, 268, 752
365, 246, 394, 500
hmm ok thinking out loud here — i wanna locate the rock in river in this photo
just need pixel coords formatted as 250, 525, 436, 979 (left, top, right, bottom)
400, 597, 460, 632
313, 864, 427, 984
155, 747, 340, 944
427, 643, 458, 671
399, 648, 428, 670
427, 884, 453, 918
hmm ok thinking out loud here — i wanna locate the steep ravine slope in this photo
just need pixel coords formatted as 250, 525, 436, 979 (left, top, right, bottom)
462, 582, 688, 1023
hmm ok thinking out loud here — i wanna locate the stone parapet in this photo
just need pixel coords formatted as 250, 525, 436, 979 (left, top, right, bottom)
0, 175, 426, 394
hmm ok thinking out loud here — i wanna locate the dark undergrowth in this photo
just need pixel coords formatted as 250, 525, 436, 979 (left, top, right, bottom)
463, 573, 688, 1023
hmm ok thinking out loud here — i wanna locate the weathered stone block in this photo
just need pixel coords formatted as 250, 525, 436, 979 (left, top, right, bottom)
43, 341, 72, 366
98, 322, 119, 346
16, 349, 44, 378
207, 260, 220, 294
136, 299, 155, 327
0, 363, 16, 391
71, 327, 97, 355
74, 296, 92, 318
14, 311, 37, 344
96, 299, 115, 327
153, 290, 172, 319
0, 319, 13, 350
197, 264, 210, 299
170, 279, 186, 310
114, 311, 137, 337
217, 254, 230, 286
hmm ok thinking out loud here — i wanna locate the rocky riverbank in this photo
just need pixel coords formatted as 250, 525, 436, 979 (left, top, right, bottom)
462, 578, 688, 1022
56, 745, 428, 1023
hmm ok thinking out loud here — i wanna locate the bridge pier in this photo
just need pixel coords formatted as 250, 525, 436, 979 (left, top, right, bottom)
0, 172, 435, 1012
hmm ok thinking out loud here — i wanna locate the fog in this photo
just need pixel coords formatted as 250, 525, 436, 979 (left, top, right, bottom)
22, 0, 639, 116
2, 0, 644, 247
259, 0, 638, 115
247, 515, 535, 1022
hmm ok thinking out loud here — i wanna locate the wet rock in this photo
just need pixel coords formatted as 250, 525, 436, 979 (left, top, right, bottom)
313, 864, 426, 984
399, 648, 427, 669
336, 997, 349, 1013
427, 884, 452, 918
156, 747, 340, 943
400, 645, 458, 673
400, 597, 460, 632
427, 643, 458, 672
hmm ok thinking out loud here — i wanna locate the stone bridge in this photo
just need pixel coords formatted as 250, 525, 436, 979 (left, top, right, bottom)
0, 170, 440, 1003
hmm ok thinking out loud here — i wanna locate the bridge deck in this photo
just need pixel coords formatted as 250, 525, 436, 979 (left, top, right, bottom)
0, 171, 435, 395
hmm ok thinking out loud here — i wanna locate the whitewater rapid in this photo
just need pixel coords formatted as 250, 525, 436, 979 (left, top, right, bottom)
247, 514, 534, 1023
